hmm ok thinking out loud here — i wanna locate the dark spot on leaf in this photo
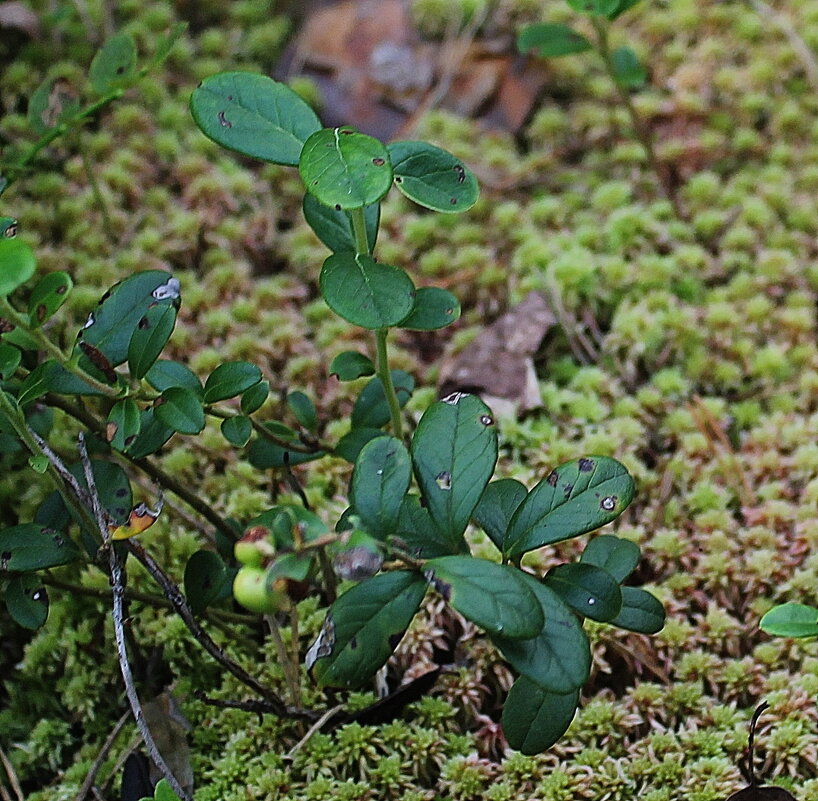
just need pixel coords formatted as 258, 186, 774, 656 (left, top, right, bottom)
56, 284, 67, 295
99, 289, 112, 303
52, 534, 64, 546
349, 636, 358, 650
453, 165, 466, 183
1, 550, 11, 562
202, 577, 212, 589
4, 223, 17, 238
217, 110, 232, 128
138, 315, 150, 329
563, 484, 573, 497
115, 488, 128, 498
125, 434, 137, 446
578, 458, 595, 472
335, 204, 341, 211
0, 319, 14, 333
445, 308, 453, 315
340, 128, 354, 135
79, 342, 117, 382
547, 471, 559, 487
227, 95, 233, 101
388, 630, 406, 650
36, 304, 47, 322
435, 471, 452, 490
600, 496, 617, 511
116, 65, 125, 74
395, 176, 403, 183
372, 157, 385, 166
450, 198, 458, 205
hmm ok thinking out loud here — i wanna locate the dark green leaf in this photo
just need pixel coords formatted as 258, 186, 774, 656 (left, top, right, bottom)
75, 460, 133, 526
517, 23, 593, 57
351, 436, 411, 539
544, 563, 622, 622
473, 478, 527, 550
0, 238, 36, 296
299, 127, 393, 210
504, 456, 635, 558
107, 398, 142, 452
190, 72, 321, 166
502, 679, 579, 754
492, 571, 590, 692
203, 361, 262, 403
760, 603, 818, 638
17, 361, 58, 406
184, 550, 228, 616
154, 387, 205, 435
351, 371, 414, 429
28, 360, 110, 396
89, 33, 137, 94
307, 570, 427, 688
125, 409, 174, 459
396, 495, 456, 558
27, 271, 73, 328
611, 46, 647, 89
334, 427, 386, 463
220, 415, 252, 447
128, 303, 177, 380
425, 555, 543, 639
145, 359, 202, 394
580, 534, 640, 582
303, 194, 379, 253
0, 344, 21, 379
411, 394, 498, 550
398, 287, 460, 331
610, 586, 665, 633
566, 0, 620, 16
0, 523, 80, 571
319, 253, 415, 330
388, 141, 479, 213
248, 428, 324, 469
4, 574, 49, 629
330, 351, 376, 381
287, 390, 318, 432
240, 380, 269, 414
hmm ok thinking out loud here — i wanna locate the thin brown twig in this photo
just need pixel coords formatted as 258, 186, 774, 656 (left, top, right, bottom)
74, 710, 131, 801
0, 746, 24, 801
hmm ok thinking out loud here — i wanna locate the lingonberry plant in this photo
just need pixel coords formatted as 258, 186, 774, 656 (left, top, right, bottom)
0, 64, 666, 798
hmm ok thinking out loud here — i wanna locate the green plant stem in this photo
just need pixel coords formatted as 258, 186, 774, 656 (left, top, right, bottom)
591, 18, 687, 222
350, 206, 370, 255
375, 328, 403, 439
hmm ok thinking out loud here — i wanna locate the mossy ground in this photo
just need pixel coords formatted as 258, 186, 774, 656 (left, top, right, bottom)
2, 0, 818, 799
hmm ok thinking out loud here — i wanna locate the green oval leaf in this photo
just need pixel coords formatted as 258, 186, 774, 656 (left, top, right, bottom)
303, 194, 379, 253
125, 409, 174, 459
611, 46, 647, 89
240, 380, 269, 414
319, 252, 415, 329
300, 127, 393, 210
388, 141, 478, 213
760, 603, 818, 638
492, 571, 591, 692
0, 344, 21, 379
334, 427, 387, 463
517, 23, 593, 57
154, 386, 205, 435
351, 436, 412, 539
395, 494, 454, 559
89, 32, 137, 94
287, 390, 318, 432
502, 679, 579, 754
203, 361, 262, 403
107, 398, 142, 452
128, 302, 177, 380
411, 393, 498, 550
220, 415, 252, 447
504, 456, 635, 558
398, 287, 460, 331
351, 371, 414, 429
544, 562, 622, 622
247, 427, 324, 469
473, 479, 527, 551
610, 586, 665, 634
0, 523, 80, 571
0, 238, 36, 296
425, 555, 543, 639
145, 359, 202, 394
4, 574, 49, 629
27, 271, 73, 328
184, 550, 229, 616
190, 72, 321, 166
330, 351, 376, 381
307, 570, 427, 688
580, 534, 640, 583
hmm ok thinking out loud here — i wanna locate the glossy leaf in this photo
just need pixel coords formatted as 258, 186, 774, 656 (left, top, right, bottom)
611, 46, 647, 89
307, 570, 427, 688
125, 409, 174, 459
0, 237, 36, 296
202, 361, 262, 403
395, 495, 455, 559
0, 344, 21, 379
398, 287, 460, 331
351, 436, 412, 539
299, 127, 393, 210
25, 360, 110, 397
17, 361, 61, 406
492, 571, 590, 692
544, 563, 622, 622
517, 23, 593, 57
27, 271, 73, 327
334, 427, 386, 463
760, 603, 818, 638
425, 555, 543, 639
184, 550, 229, 616
580, 534, 640, 582
320, 252, 415, 330
287, 390, 318, 432
154, 387, 205, 435
240, 380, 269, 414
220, 415, 252, 447
303, 194, 379, 253
502, 679, 579, 754
566, 0, 620, 15
107, 398, 142, 452
75, 460, 133, 527
89, 33, 137, 94
330, 350, 375, 381
145, 359, 202, 394
473, 478, 527, 550
190, 72, 321, 166
0, 523, 80, 571
388, 141, 478, 213
128, 303, 176, 379
4, 574, 49, 629
610, 586, 665, 633
411, 394, 498, 550
351, 371, 414, 429
504, 456, 635, 558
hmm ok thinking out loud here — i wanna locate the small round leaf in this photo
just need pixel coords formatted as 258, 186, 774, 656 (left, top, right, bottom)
154, 387, 205, 435
5, 575, 49, 629
27, 271, 73, 328
221, 415, 252, 447
203, 361, 262, 403
0, 238, 36, 296
398, 286, 460, 331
